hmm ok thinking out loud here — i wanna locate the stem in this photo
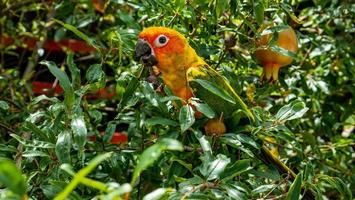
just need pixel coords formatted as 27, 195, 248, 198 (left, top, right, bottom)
180, 182, 217, 200
0, 122, 15, 134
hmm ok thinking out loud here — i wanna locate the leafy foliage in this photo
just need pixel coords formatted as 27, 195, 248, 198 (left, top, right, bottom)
0, 0, 353, 199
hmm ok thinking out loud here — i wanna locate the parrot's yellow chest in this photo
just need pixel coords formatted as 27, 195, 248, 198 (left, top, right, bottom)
155, 45, 206, 101
161, 67, 193, 101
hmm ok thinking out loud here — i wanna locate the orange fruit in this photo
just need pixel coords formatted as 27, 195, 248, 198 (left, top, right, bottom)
204, 118, 226, 136
255, 23, 298, 82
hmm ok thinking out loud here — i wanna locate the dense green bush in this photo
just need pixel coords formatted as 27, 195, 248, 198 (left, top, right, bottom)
0, 0, 353, 199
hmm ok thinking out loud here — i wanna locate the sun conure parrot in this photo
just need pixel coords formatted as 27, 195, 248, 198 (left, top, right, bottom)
134, 27, 254, 126
134, 27, 313, 197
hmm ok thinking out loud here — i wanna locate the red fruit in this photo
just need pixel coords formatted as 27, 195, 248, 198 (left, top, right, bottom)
32, 81, 63, 95
88, 132, 128, 144
110, 132, 128, 144
87, 135, 97, 142
1, 36, 96, 53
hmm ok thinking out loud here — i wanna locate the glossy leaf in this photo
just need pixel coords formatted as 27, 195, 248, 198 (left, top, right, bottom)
190, 98, 215, 119
143, 188, 174, 200
131, 139, 183, 185
71, 115, 87, 148
286, 172, 303, 200
55, 152, 113, 200
146, 117, 178, 126
86, 64, 105, 83
275, 100, 309, 121
220, 159, 252, 181
253, 1, 265, 25
66, 53, 81, 88
40, 61, 75, 110
192, 79, 236, 105
53, 19, 100, 52
55, 131, 72, 164
179, 104, 195, 132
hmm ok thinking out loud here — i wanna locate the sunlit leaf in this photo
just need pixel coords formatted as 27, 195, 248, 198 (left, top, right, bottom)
143, 188, 174, 200
71, 115, 87, 148
40, 61, 75, 110
179, 104, 195, 132
192, 79, 236, 105
131, 139, 183, 185
0, 160, 27, 196
286, 172, 303, 200
55, 131, 72, 164
275, 100, 309, 121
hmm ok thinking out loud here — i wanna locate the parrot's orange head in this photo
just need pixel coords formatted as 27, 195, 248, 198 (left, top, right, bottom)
135, 27, 189, 70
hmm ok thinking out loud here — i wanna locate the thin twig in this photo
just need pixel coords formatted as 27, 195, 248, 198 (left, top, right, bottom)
184, 145, 203, 153
180, 182, 217, 200
1, 0, 42, 15
0, 122, 16, 134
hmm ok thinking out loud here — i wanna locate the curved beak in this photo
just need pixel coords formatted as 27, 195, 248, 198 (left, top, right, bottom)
134, 39, 157, 66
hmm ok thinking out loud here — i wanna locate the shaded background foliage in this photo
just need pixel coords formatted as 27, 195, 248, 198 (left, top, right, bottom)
0, 0, 353, 199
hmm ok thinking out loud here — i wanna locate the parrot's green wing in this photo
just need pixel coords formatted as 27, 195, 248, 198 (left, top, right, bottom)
187, 65, 255, 122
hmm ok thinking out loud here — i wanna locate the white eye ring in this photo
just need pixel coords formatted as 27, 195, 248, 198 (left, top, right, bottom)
154, 35, 169, 47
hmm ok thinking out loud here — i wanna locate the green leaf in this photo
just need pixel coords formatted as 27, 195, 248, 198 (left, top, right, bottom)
190, 98, 215, 119
193, 129, 212, 153
0, 159, 27, 196
103, 122, 116, 143
55, 131, 72, 164
52, 19, 100, 53
143, 188, 174, 200
146, 117, 179, 126
275, 100, 309, 121
31, 95, 59, 105
252, 184, 275, 195
11, 134, 55, 149
22, 121, 48, 139
206, 154, 230, 180
222, 134, 260, 149
71, 115, 87, 148
40, 61, 75, 110
222, 183, 248, 200
280, 3, 302, 24
0, 100, 9, 110
131, 139, 183, 185
220, 159, 252, 181
66, 53, 81, 89
316, 174, 352, 200
0, 144, 17, 152
192, 79, 236, 105
59, 164, 108, 192
260, 25, 290, 36
171, 157, 193, 172
270, 45, 297, 59
86, 64, 105, 83
253, 1, 265, 25
174, 0, 185, 11
286, 172, 303, 200
118, 74, 139, 109
179, 104, 195, 132
216, 0, 229, 18
55, 152, 113, 200
102, 183, 132, 199
22, 150, 50, 157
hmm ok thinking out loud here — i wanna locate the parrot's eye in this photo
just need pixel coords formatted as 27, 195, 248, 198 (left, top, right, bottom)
154, 35, 169, 47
